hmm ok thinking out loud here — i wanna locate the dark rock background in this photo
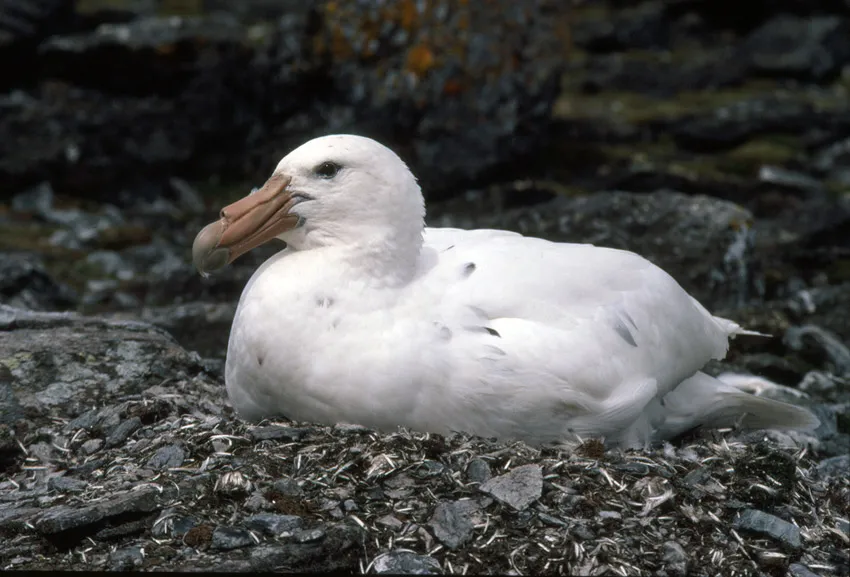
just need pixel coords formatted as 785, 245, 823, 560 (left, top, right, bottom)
1, 0, 848, 574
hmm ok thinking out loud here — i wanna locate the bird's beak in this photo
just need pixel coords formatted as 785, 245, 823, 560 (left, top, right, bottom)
192, 173, 303, 275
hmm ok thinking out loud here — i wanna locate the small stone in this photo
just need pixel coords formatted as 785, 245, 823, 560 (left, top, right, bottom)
479, 464, 542, 511
108, 546, 144, 571
376, 515, 404, 530
662, 541, 688, 577
465, 458, 492, 483
244, 491, 273, 512
789, 563, 823, 577
48, 476, 87, 493
733, 509, 802, 549
598, 511, 622, 520
428, 500, 483, 549
373, 550, 442, 574
271, 478, 303, 497
342, 499, 358, 512
245, 513, 304, 536
292, 527, 326, 543
145, 444, 185, 470
248, 426, 310, 442
104, 417, 142, 449
211, 526, 256, 551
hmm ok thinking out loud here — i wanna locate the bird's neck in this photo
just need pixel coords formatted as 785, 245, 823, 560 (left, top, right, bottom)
295, 222, 425, 287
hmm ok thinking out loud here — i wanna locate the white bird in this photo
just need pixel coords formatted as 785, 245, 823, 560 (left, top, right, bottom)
192, 134, 819, 448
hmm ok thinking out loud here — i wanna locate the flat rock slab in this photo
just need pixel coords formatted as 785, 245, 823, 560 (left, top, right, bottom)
479, 464, 543, 511
733, 508, 802, 549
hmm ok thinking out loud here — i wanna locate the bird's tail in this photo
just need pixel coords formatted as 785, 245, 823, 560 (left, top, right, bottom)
649, 371, 820, 441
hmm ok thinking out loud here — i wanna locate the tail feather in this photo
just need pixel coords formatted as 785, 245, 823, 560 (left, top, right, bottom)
649, 371, 819, 441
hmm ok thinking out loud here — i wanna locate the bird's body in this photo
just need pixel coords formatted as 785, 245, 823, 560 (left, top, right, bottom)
193, 135, 818, 447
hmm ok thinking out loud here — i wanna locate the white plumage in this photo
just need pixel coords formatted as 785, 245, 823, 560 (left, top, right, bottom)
192, 134, 818, 448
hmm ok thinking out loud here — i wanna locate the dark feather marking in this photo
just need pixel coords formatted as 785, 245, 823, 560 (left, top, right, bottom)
442, 244, 456, 252
463, 325, 500, 337
257, 354, 265, 366
316, 295, 334, 308
463, 262, 476, 276
622, 310, 639, 330
613, 318, 638, 347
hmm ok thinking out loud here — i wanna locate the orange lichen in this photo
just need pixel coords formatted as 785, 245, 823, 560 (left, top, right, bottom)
399, 0, 418, 31
406, 44, 436, 77
443, 79, 465, 96
155, 43, 177, 55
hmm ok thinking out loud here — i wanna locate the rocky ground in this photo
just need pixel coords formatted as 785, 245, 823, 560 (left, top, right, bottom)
1, 0, 849, 575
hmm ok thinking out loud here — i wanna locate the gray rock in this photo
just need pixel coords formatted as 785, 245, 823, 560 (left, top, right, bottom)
373, 550, 442, 574
785, 325, 850, 377
145, 443, 185, 470
271, 478, 304, 497
661, 541, 688, 577
47, 476, 86, 493
0, 251, 77, 312
465, 458, 492, 483
249, 426, 311, 442
80, 439, 103, 455
292, 527, 325, 543
108, 545, 144, 571
245, 513, 303, 536
743, 15, 850, 82
103, 417, 142, 449
789, 563, 823, 577
210, 526, 256, 551
249, 524, 364, 572
37, 485, 165, 536
428, 500, 483, 549
732, 508, 802, 549
816, 455, 850, 480
479, 464, 542, 511
0, 305, 209, 423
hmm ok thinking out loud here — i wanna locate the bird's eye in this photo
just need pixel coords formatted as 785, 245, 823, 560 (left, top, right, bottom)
314, 161, 342, 179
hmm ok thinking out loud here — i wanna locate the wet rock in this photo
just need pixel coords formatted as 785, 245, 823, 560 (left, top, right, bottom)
145, 443, 185, 470
245, 513, 303, 536
427, 500, 483, 549
0, 252, 77, 312
742, 15, 850, 82
732, 508, 802, 549
661, 541, 688, 577
108, 545, 144, 571
210, 525, 256, 551
373, 550, 442, 574
479, 464, 542, 511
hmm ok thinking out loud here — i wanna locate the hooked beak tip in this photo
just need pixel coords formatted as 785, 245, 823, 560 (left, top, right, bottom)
192, 220, 230, 275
